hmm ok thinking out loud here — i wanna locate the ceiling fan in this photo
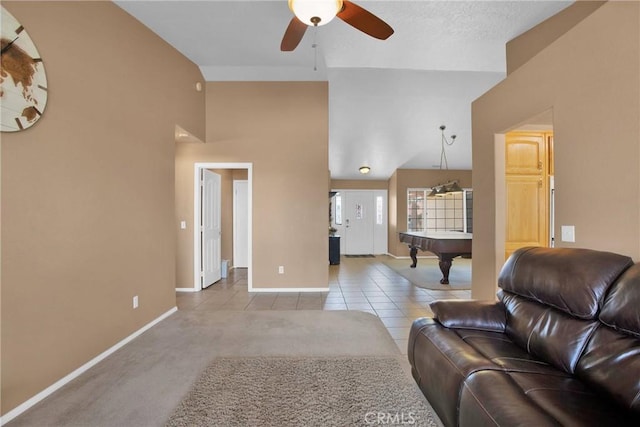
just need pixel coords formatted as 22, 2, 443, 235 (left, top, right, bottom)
281, 0, 394, 51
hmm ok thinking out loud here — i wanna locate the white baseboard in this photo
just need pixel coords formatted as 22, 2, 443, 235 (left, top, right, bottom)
249, 287, 331, 293
175, 287, 198, 292
0, 307, 178, 426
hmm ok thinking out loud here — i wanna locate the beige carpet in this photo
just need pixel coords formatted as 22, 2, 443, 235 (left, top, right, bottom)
7, 310, 442, 427
167, 356, 438, 427
383, 257, 471, 290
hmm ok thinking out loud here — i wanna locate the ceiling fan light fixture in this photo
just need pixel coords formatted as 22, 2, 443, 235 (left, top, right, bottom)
288, 0, 343, 26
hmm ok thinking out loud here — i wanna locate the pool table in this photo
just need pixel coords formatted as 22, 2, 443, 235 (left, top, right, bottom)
398, 231, 472, 284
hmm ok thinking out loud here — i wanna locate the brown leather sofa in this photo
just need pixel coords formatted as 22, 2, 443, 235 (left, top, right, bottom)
408, 247, 640, 426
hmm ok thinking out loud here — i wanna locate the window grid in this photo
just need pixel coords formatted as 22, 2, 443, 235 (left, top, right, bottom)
409, 188, 473, 233
407, 189, 427, 232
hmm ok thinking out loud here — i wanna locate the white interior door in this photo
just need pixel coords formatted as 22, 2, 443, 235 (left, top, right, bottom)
233, 180, 249, 268
202, 169, 221, 288
344, 191, 374, 255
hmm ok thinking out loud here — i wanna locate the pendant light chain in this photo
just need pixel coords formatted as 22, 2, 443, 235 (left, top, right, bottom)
439, 125, 457, 170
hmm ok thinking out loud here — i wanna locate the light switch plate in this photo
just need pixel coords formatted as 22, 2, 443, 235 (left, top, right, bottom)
561, 225, 575, 242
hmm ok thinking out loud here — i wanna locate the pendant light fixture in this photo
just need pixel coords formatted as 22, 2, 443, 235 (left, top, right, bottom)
428, 180, 463, 198
447, 181, 463, 193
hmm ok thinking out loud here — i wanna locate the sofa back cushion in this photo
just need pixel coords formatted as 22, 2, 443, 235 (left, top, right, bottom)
576, 263, 640, 412
497, 247, 633, 374
500, 291, 600, 373
599, 263, 640, 338
499, 247, 632, 319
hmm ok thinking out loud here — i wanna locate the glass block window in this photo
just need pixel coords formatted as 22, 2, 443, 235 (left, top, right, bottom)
376, 196, 384, 225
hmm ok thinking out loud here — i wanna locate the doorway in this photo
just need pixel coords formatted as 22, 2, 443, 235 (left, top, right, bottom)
233, 180, 249, 268
331, 189, 388, 255
193, 163, 253, 291
504, 130, 554, 260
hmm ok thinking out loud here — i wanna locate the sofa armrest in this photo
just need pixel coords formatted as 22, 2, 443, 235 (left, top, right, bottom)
430, 300, 506, 332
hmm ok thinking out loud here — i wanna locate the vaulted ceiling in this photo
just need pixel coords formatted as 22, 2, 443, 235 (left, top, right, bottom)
115, 0, 572, 179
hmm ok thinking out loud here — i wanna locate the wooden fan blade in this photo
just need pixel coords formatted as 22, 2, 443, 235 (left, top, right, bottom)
280, 17, 308, 51
337, 0, 394, 40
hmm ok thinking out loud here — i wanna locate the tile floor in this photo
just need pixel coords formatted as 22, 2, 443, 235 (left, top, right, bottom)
176, 255, 471, 354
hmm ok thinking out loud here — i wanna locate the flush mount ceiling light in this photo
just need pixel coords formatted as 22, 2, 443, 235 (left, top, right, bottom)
359, 166, 371, 174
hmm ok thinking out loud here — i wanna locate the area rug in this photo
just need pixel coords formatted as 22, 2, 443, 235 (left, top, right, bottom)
383, 257, 471, 290
166, 356, 438, 427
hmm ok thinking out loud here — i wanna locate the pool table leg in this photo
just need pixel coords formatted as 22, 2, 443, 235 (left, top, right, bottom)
409, 246, 418, 268
438, 256, 453, 284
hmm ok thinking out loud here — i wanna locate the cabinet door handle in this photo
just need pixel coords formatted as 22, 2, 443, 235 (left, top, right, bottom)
538, 161, 543, 170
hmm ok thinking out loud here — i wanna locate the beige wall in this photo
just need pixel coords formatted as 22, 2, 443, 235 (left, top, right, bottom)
1, 1, 205, 415
472, 1, 640, 300
175, 82, 329, 289
388, 169, 472, 257
506, 1, 605, 74
331, 179, 389, 190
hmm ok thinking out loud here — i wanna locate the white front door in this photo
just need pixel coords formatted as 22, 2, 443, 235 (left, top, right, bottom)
344, 191, 374, 255
201, 169, 221, 288
233, 180, 249, 268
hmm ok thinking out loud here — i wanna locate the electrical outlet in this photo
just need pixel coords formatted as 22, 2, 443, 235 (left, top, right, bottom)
133, 295, 139, 309
278, 266, 284, 274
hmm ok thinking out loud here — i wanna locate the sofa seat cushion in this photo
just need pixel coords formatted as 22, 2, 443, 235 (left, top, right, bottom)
460, 370, 639, 427
409, 318, 499, 427
409, 319, 571, 427
456, 329, 569, 376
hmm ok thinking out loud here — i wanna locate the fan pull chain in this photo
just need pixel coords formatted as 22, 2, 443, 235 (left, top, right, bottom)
312, 26, 318, 71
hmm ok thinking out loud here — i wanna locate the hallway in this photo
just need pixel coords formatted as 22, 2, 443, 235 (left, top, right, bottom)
177, 255, 472, 354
